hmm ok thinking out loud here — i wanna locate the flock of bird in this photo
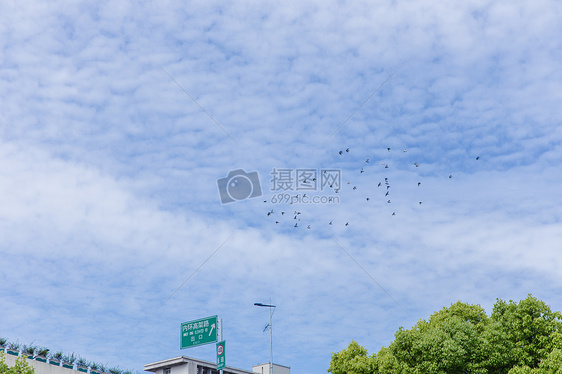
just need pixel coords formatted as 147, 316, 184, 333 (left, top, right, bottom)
264, 147, 479, 231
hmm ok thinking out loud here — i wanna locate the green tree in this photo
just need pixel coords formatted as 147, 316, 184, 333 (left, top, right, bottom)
328, 295, 562, 374
488, 295, 562, 370
328, 340, 376, 374
0, 352, 35, 374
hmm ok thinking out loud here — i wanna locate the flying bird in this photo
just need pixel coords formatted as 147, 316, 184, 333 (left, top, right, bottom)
387, 200, 391, 203
414, 162, 419, 167
449, 175, 452, 179
392, 212, 396, 216
339, 150, 343, 155
365, 159, 370, 163
418, 182, 421, 186
346, 148, 350, 152
385, 191, 389, 196
345, 222, 349, 226
387, 147, 391, 151
378, 182, 382, 187
476, 156, 480, 160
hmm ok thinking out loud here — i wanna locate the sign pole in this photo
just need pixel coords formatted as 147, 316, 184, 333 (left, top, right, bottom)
220, 319, 223, 374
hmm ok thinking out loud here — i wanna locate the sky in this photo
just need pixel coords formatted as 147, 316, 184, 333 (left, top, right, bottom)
1, 0, 562, 373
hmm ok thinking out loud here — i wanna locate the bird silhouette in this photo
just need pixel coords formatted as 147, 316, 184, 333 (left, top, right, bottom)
378, 182, 382, 187
449, 175, 452, 179
392, 212, 396, 216
418, 182, 421, 186
345, 222, 349, 226
365, 159, 369, 163
339, 150, 343, 155
346, 148, 350, 152
385, 191, 389, 196
476, 156, 480, 160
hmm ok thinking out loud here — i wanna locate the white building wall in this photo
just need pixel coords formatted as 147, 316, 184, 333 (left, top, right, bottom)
2, 352, 84, 374
251, 363, 290, 374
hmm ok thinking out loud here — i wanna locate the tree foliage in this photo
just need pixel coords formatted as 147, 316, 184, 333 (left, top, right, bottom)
328, 295, 562, 374
0, 352, 35, 374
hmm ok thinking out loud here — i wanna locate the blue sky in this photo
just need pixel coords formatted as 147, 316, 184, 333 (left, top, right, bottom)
1, 1, 562, 373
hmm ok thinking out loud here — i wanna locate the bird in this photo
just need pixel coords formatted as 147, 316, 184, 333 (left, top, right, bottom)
419, 202, 422, 205
366, 197, 370, 201
365, 159, 370, 163
418, 182, 421, 187
387, 147, 391, 151
307, 225, 311, 229
339, 150, 343, 155
476, 156, 480, 160
414, 162, 419, 167
387, 185, 390, 190
353, 186, 357, 190
360, 168, 364, 173
385, 191, 389, 196
385, 164, 389, 169
387, 200, 391, 203
345, 222, 349, 226
281, 211, 285, 215
346, 148, 350, 152
449, 175, 452, 179
378, 182, 382, 187
275, 221, 279, 224
294, 223, 298, 227
403, 149, 407, 152
329, 221, 333, 225
392, 212, 396, 215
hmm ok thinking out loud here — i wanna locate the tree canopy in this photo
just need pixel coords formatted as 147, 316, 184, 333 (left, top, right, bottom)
328, 295, 562, 374
0, 352, 35, 374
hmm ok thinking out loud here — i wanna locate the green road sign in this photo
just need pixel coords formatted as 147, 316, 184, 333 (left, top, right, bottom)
216, 340, 226, 371
181, 315, 218, 349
